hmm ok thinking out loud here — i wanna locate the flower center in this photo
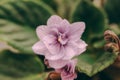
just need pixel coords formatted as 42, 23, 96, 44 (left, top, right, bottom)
58, 33, 68, 45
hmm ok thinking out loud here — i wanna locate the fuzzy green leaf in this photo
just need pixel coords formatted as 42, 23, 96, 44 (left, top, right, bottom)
76, 51, 117, 76
0, 0, 55, 54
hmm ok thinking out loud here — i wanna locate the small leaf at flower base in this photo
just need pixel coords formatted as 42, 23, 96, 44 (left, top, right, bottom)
0, 0, 55, 54
71, 0, 107, 42
0, 51, 45, 80
76, 51, 117, 77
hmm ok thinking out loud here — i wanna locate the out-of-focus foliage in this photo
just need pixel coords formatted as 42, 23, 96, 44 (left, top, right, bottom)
0, 19, 37, 54
76, 52, 117, 76
69, 0, 117, 77
0, 52, 44, 79
0, 72, 48, 80
104, 0, 120, 38
0, 0, 54, 80
104, 0, 120, 24
41, 0, 58, 11
0, 0, 54, 54
0, 0, 119, 80
71, 0, 107, 42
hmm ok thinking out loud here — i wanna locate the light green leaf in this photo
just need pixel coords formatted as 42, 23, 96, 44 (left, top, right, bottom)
0, 19, 37, 54
0, 0, 54, 28
57, 0, 78, 19
0, 0, 55, 54
41, 0, 58, 11
109, 24, 120, 35
76, 51, 117, 76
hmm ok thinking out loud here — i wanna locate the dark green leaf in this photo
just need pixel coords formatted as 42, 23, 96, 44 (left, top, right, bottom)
104, 0, 120, 24
0, 52, 45, 79
0, 72, 48, 80
71, 0, 107, 43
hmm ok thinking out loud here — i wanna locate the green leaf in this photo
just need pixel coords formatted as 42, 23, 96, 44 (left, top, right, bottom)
0, 52, 45, 79
109, 24, 120, 35
0, 72, 48, 80
57, 0, 78, 19
104, 0, 120, 24
41, 0, 58, 11
0, 41, 19, 53
0, 73, 48, 80
70, 0, 117, 76
76, 51, 117, 76
71, 0, 107, 43
70, 1, 110, 75
0, 0, 55, 54
0, 19, 37, 54
0, 0, 55, 28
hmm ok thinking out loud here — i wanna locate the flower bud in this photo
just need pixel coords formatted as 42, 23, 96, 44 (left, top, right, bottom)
104, 43, 119, 54
104, 30, 117, 43
104, 30, 120, 53
46, 71, 61, 80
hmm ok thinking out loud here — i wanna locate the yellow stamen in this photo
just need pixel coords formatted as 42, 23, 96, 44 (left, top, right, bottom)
58, 36, 61, 42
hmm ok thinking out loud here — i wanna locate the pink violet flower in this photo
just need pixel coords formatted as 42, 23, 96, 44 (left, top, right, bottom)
32, 15, 87, 68
56, 59, 77, 80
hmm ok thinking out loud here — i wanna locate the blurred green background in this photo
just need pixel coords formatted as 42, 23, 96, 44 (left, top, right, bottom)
0, 0, 120, 80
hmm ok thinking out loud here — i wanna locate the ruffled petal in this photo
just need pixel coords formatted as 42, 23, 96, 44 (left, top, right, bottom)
42, 35, 61, 55
61, 59, 77, 80
61, 73, 77, 80
32, 41, 48, 55
68, 22, 85, 41
63, 40, 87, 60
45, 51, 64, 60
58, 19, 70, 33
63, 46, 76, 60
47, 15, 63, 26
73, 39, 87, 56
48, 59, 69, 69
36, 25, 49, 39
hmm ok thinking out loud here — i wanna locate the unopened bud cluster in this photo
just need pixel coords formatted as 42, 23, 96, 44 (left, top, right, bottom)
104, 30, 120, 54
